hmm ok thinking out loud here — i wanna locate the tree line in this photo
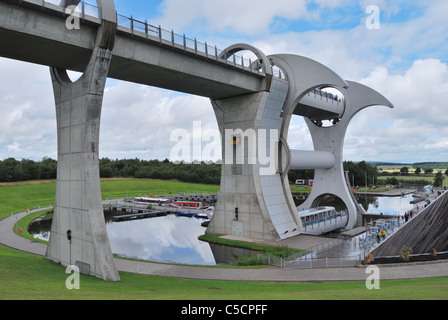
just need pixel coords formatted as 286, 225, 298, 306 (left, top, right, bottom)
0, 157, 57, 182
0, 157, 381, 187
99, 158, 221, 185
0, 157, 221, 185
413, 162, 448, 170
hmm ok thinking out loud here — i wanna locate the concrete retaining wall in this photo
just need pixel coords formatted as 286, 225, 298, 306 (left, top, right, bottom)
372, 191, 448, 256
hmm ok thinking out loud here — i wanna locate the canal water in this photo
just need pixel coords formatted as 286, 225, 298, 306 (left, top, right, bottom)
357, 193, 416, 216
28, 210, 255, 266
28, 194, 418, 265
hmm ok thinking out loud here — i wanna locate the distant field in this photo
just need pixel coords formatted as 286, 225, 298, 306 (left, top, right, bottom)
378, 166, 446, 173
378, 175, 447, 188
377, 165, 447, 174
377, 165, 447, 188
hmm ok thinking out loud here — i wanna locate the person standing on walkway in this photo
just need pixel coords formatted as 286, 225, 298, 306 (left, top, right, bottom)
380, 228, 386, 241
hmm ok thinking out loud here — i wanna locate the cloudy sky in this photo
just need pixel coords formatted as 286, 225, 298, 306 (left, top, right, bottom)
1, 0, 447, 164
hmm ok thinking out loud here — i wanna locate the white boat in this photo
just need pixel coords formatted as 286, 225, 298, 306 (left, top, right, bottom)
297, 206, 348, 235
134, 197, 170, 206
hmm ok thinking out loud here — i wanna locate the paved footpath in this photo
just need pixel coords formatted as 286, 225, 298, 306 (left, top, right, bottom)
1, 209, 448, 282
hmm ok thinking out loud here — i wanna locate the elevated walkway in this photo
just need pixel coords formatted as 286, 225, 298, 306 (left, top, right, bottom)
0, 0, 269, 99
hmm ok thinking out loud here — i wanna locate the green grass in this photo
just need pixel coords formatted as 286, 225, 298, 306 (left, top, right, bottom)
379, 174, 447, 188
100, 178, 219, 200
1, 244, 448, 300
199, 233, 305, 257
2, 179, 448, 300
0, 179, 219, 221
0, 181, 56, 220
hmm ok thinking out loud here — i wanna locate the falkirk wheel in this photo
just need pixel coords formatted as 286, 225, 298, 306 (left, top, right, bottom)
43, 0, 393, 281
205, 47, 394, 242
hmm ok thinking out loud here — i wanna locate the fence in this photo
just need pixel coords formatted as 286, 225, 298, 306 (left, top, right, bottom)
283, 256, 362, 269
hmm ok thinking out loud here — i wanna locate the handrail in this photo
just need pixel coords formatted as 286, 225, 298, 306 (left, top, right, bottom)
31, 0, 285, 79
309, 88, 345, 103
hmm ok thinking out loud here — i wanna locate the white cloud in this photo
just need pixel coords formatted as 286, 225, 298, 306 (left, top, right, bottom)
101, 81, 218, 161
155, 0, 312, 35
343, 58, 448, 162
283, 58, 448, 163
1, 56, 447, 164
1, 1, 447, 165
0, 59, 56, 160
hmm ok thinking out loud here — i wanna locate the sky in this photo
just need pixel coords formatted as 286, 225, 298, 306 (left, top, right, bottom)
1, 0, 447, 164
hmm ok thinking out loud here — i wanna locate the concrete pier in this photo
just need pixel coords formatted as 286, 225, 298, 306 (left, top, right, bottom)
45, 0, 120, 281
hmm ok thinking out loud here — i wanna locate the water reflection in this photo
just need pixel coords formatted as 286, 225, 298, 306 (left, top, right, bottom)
28, 211, 256, 266
357, 194, 416, 216
27, 216, 52, 241
293, 193, 417, 217
28, 194, 419, 265
107, 214, 216, 265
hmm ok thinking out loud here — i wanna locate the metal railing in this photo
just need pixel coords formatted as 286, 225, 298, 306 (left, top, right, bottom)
309, 88, 345, 103
37, 0, 286, 79
283, 256, 362, 269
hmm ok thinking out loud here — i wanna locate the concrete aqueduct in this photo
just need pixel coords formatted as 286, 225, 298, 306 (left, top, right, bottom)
0, 0, 393, 280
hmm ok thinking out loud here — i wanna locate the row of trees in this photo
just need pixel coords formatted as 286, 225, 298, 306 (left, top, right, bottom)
343, 161, 379, 187
3, 157, 441, 187
99, 158, 221, 185
413, 162, 448, 170
0, 157, 222, 185
0, 157, 57, 182
398, 167, 448, 176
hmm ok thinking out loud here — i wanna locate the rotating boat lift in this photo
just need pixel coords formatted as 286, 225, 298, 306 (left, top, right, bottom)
206, 51, 394, 241
35, 0, 393, 281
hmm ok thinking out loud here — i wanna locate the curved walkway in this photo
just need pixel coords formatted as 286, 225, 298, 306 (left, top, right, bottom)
1, 209, 448, 282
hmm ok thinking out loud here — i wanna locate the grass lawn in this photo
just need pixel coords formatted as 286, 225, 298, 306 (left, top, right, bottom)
1, 179, 448, 300
1, 244, 448, 300
0, 179, 219, 220
379, 174, 447, 188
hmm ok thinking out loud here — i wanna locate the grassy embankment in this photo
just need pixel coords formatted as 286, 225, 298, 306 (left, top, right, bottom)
0, 178, 220, 221
2, 243, 448, 300
1, 179, 448, 300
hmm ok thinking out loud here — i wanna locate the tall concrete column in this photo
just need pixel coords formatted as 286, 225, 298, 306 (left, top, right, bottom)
207, 45, 301, 241
45, 0, 119, 281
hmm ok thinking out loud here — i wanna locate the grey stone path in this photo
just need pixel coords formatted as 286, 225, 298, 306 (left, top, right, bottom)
1, 209, 448, 282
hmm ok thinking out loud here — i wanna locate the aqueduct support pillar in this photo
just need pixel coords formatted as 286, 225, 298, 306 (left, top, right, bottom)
206, 44, 300, 241
45, 0, 119, 281
207, 80, 302, 241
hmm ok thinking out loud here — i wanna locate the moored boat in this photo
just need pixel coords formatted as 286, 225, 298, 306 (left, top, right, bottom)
298, 206, 348, 235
